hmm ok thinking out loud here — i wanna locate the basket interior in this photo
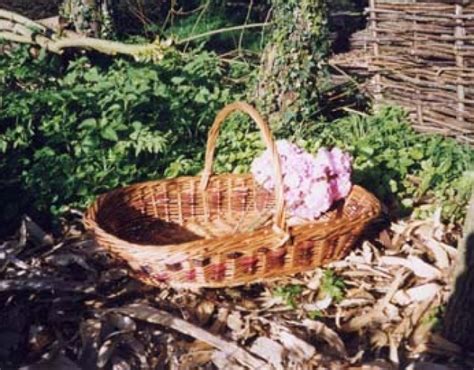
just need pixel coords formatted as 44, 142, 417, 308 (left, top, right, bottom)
93, 174, 368, 248
96, 174, 280, 246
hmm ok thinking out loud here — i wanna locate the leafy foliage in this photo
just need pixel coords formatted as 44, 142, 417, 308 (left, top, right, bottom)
60, 0, 115, 38
302, 107, 474, 222
1, 41, 472, 233
272, 269, 346, 309
0, 47, 251, 229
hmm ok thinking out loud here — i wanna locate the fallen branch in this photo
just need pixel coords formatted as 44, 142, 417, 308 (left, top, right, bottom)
112, 303, 267, 369
0, 8, 270, 62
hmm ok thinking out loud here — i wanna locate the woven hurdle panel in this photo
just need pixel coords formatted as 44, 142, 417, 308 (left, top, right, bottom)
332, 0, 474, 144
368, 0, 474, 144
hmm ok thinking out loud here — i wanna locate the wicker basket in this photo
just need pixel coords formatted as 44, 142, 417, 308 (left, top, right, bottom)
84, 102, 381, 288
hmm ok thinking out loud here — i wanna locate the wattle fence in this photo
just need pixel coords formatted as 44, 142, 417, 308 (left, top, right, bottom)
332, 0, 474, 145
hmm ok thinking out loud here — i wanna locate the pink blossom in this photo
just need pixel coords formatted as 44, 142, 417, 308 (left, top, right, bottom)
250, 140, 352, 221
302, 180, 333, 219
331, 173, 352, 201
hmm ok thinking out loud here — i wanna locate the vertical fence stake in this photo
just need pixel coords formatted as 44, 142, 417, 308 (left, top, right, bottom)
413, 6, 423, 127
455, 3, 465, 123
369, 0, 382, 110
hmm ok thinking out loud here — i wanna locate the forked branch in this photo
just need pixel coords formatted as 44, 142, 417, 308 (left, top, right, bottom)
0, 8, 269, 62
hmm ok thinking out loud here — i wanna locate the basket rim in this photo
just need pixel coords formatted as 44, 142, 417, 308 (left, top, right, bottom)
84, 174, 381, 255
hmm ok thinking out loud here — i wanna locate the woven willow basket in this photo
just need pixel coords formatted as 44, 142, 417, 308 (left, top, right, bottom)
84, 102, 381, 288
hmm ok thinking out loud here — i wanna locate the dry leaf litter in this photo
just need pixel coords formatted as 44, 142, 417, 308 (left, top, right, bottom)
0, 211, 472, 369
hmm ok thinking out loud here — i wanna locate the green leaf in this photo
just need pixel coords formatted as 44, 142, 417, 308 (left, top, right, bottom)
79, 118, 97, 130
273, 284, 303, 308
194, 87, 210, 104
84, 68, 100, 82
410, 148, 424, 160
320, 270, 345, 303
389, 179, 398, 193
438, 158, 452, 174
101, 127, 118, 142
171, 76, 185, 85
359, 145, 374, 156
402, 198, 414, 208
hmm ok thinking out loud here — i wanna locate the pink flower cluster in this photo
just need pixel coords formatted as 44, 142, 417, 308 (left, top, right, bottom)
251, 140, 352, 220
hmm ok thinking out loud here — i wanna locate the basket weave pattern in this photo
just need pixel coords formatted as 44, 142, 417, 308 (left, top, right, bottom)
84, 103, 381, 288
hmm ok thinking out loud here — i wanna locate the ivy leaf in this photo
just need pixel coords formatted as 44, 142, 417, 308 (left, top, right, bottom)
84, 68, 100, 82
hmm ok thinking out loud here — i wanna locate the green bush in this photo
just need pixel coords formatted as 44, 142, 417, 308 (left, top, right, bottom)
301, 107, 473, 222
0, 47, 251, 229
1, 47, 472, 232
210, 106, 473, 223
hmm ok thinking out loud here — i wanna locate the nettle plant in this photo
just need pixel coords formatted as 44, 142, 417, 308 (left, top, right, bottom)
0, 47, 251, 226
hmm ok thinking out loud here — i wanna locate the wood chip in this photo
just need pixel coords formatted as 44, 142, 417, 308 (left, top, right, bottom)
249, 337, 285, 369
379, 256, 441, 280
344, 270, 409, 332
406, 362, 457, 370
302, 319, 348, 358
24, 216, 54, 247
407, 256, 441, 280
406, 283, 441, 303
270, 324, 315, 362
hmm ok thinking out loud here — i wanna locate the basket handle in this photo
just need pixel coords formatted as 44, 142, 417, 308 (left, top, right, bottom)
199, 102, 286, 231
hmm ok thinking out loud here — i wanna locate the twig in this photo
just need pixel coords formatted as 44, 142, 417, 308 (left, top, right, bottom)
177, 22, 271, 46
327, 60, 364, 92
172, 4, 206, 17
342, 107, 369, 117
184, 0, 210, 52
162, 0, 177, 30
260, 6, 273, 50
238, 0, 254, 55
343, 270, 410, 332
0, 8, 270, 63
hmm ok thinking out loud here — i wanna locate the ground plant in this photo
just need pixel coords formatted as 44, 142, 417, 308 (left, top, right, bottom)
0, 46, 250, 231
1, 46, 472, 231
